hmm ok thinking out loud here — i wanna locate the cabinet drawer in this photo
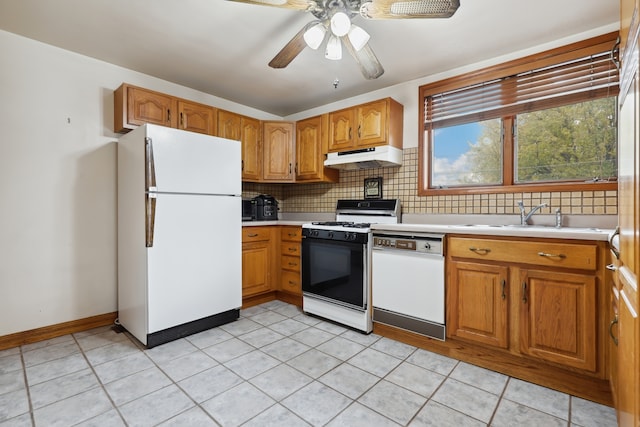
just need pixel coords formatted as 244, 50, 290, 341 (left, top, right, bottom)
281, 270, 301, 294
449, 237, 597, 270
281, 255, 300, 272
242, 227, 271, 242
281, 242, 301, 257
281, 226, 302, 242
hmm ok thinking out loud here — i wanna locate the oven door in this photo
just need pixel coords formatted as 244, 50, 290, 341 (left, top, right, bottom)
302, 236, 367, 310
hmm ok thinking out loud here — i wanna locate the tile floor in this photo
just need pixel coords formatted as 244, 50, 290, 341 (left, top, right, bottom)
0, 300, 618, 427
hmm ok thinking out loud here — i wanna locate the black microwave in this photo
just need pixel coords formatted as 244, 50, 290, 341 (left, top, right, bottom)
242, 198, 255, 221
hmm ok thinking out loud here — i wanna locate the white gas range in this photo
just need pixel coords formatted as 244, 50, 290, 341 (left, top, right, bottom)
301, 199, 401, 333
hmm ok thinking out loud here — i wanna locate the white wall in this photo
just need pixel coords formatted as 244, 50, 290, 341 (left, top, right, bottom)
0, 30, 278, 336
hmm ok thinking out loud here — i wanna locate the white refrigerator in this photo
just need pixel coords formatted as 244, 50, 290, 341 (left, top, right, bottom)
118, 124, 241, 348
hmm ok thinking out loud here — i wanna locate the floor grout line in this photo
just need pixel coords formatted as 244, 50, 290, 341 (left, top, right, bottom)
0, 301, 617, 427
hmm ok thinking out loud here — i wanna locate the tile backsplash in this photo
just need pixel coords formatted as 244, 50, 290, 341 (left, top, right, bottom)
242, 148, 617, 216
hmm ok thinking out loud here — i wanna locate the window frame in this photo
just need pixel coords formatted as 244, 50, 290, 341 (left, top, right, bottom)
418, 32, 619, 196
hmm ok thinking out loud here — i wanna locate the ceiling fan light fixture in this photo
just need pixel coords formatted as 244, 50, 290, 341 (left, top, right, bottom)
347, 24, 370, 51
325, 35, 342, 60
303, 23, 326, 49
330, 11, 351, 37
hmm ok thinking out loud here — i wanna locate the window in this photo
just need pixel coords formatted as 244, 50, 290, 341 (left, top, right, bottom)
419, 32, 619, 195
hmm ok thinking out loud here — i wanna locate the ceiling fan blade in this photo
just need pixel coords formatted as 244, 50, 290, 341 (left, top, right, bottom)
342, 36, 384, 80
360, 0, 460, 19
268, 21, 318, 69
226, 0, 314, 11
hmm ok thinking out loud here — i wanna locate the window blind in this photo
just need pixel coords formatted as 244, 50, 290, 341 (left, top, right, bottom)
425, 50, 619, 130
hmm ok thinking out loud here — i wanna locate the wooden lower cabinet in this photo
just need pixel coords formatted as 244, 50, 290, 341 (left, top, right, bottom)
616, 268, 639, 426
279, 226, 302, 296
448, 261, 509, 348
241, 227, 274, 298
519, 268, 597, 372
447, 236, 606, 377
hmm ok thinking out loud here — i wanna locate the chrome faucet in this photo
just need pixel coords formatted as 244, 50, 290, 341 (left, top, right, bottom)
517, 201, 548, 225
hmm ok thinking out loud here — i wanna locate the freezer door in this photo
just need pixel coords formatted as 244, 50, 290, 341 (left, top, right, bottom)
146, 124, 241, 195
147, 193, 241, 333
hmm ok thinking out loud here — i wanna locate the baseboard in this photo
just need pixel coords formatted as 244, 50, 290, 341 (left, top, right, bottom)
0, 312, 118, 351
241, 291, 278, 308
275, 291, 302, 307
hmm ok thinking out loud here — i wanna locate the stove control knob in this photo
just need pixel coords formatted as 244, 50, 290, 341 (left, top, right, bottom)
328, 231, 334, 238
311, 230, 319, 237
346, 232, 356, 241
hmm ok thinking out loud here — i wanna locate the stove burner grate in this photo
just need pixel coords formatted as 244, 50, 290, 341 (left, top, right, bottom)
343, 223, 371, 229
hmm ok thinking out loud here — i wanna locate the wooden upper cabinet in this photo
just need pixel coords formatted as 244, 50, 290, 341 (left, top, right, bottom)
328, 97, 403, 153
177, 100, 216, 135
217, 110, 262, 182
115, 83, 177, 132
296, 115, 339, 183
241, 117, 262, 182
217, 110, 242, 141
114, 83, 216, 136
328, 108, 356, 152
357, 99, 387, 147
263, 121, 295, 182
519, 269, 597, 372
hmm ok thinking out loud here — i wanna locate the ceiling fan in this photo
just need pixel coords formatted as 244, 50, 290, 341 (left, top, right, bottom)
227, 0, 460, 80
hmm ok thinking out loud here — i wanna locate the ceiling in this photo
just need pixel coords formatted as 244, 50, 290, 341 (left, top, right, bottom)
0, 0, 619, 116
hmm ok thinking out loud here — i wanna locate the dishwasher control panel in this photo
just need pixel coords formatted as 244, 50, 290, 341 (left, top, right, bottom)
373, 233, 444, 256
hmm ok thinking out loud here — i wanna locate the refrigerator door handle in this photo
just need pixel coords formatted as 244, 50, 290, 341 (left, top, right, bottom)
145, 137, 157, 191
146, 193, 157, 247
145, 137, 157, 247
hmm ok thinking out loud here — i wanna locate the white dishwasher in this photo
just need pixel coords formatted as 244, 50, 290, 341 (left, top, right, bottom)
372, 231, 445, 340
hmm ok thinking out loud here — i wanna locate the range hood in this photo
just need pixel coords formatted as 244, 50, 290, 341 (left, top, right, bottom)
324, 146, 402, 170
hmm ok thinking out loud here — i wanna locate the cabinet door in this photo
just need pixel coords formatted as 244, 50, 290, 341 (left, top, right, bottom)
241, 117, 262, 181
616, 6, 640, 421
618, 66, 639, 280
177, 100, 216, 135
296, 116, 323, 181
448, 261, 509, 348
328, 108, 355, 152
519, 269, 597, 371
356, 99, 387, 148
217, 110, 242, 141
263, 122, 294, 181
617, 271, 639, 427
128, 86, 176, 128
242, 241, 271, 297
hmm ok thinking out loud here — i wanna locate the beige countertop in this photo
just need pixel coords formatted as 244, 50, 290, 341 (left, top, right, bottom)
242, 220, 307, 227
243, 216, 615, 241
370, 223, 614, 241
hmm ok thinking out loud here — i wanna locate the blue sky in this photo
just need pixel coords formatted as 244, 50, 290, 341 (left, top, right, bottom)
431, 122, 486, 186
433, 122, 482, 161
